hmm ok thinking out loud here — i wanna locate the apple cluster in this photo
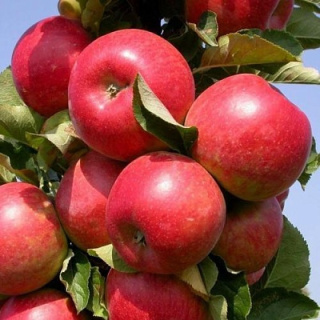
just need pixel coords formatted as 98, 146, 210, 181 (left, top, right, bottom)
0, 0, 313, 319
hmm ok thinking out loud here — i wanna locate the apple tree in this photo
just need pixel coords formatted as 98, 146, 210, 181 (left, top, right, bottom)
0, 0, 320, 319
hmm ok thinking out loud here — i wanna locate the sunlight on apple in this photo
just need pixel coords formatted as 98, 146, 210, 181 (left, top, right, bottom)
234, 100, 258, 118
121, 49, 137, 62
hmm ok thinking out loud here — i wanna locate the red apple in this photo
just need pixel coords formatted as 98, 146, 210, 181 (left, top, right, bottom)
245, 267, 266, 286
268, 0, 294, 29
0, 288, 89, 320
68, 28, 195, 162
106, 151, 226, 274
55, 150, 126, 251
185, 74, 312, 201
212, 197, 283, 273
0, 182, 68, 296
185, 0, 280, 36
276, 188, 290, 210
106, 269, 213, 320
11, 16, 91, 117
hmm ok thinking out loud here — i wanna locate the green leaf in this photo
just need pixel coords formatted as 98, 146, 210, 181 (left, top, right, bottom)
132, 73, 198, 155
199, 256, 219, 293
287, 6, 320, 49
248, 288, 319, 320
213, 272, 252, 320
87, 266, 108, 319
0, 67, 25, 107
187, 11, 219, 47
177, 265, 210, 300
241, 29, 304, 57
0, 68, 44, 144
209, 295, 228, 320
194, 61, 320, 94
59, 248, 92, 313
165, 22, 201, 62
254, 62, 320, 84
195, 33, 299, 73
27, 110, 77, 154
0, 105, 44, 144
298, 138, 320, 189
259, 216, 310, 291
0, 137, 39, 185
0, 165, 15, 184
88, 244, 137, 273
25, 110, 85, 171
81, 0, 109, 35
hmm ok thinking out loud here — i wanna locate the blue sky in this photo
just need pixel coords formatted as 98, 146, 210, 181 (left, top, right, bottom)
1, 0, 319, 305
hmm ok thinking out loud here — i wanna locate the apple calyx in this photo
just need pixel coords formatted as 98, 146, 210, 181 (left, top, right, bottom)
134, 230, 146, 246
106, 83, 127, 99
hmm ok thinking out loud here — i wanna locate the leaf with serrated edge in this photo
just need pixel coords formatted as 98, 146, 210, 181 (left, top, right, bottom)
0, 151, 38, 185
177, 265, 209, 300
133, 73, 198, 155
209, 295, 228, 320
0, 104, 44, 144
240, 29, 303, 57
0, 165, 15, 184
213, 272, 252, 320
87, 266, 108, 319
299, 138, 320, 189
88, 244, 137, 273
187, 11, 218, 46
262, 216, 310, 291
195, 33, 299, 73
248, 288, 319, 320
0, 67, 25, 107
26, 111, 76, 154
59, 248, 91, 313
287, 6, 320, 49
199, 256, 219, 293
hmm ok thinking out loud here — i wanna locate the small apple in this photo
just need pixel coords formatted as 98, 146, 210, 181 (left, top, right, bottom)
0, 182, 68, 296
268, 0, 294, 29
245, 267, 266, 286
0, 288, 89, 320
185, 0, 280, 36
106, 269, 213, 320
11, 16, 91, 117
212, 197, 283, 273
68, 28, 195, 162
106, 151, 226, 274
55, 150, 126, 251
185, 74, 312, 201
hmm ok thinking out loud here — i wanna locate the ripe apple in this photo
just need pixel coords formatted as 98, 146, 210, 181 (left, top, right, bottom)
11, 16, 91, 117
212, 196, 283, 273
0, 288, 89, 320
68, 28, 195, 162
268, 0, 294, 29
276, 188, 290, 210
55, 150, 126, 251
185, 0, 280, 36
0, 182, 68, 296
185, 74, 312, 201
106, 269, 213, 320
106, 151, 226, 274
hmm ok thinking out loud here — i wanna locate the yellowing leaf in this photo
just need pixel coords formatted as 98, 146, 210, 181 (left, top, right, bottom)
196, 33, 299, 73
177, 265, 210, 300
